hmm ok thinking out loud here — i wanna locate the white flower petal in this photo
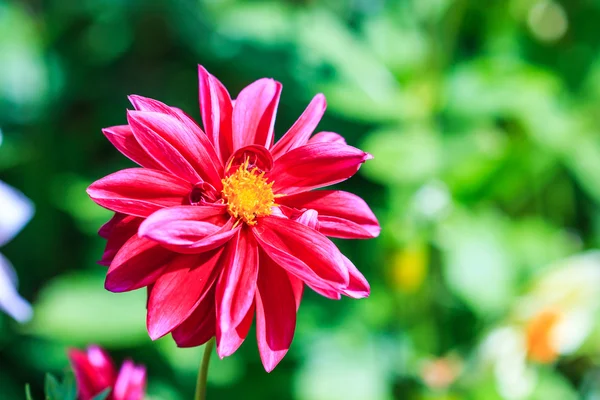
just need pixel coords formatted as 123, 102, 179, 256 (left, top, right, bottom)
0, 180, 34, 246
0, 252, 32, 322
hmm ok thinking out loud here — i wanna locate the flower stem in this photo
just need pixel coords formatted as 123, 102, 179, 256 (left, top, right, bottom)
194, 337, 215, 400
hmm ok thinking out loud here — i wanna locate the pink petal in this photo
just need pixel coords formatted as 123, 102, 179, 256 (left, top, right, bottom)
198, 65, 234, 163
232, 79, 282, 150
269, 143, 372, 195
281, 212, 341, 301
68, 346, 117, 400
172, 287, 216, 347
138, 206, 237, 254
102, 125, 162, 170
128, 111, 223, 187
98, 213, 126, 239
308, 131, 347, 145
216, 229, 259, 333
279, 190, 380, 239
87, 168, 191, 218
306, 281, 342, 300
129, 95, 225, 185
253, 216, 349, 291
294, 209, 319, 229
225, 144, 273, 175
105, 235, 173, 292
288, 273, 304, 311
216, 302, 254, 358
255, 253, 297, 372
270, 94, 327, 159
99, 215, 142, 266
129, 95, 202, 138
147, 249, 223, 340
341, 255, 370, 299
113, 360, 146, 400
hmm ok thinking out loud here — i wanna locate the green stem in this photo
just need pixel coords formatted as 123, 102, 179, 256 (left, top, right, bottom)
194, 337, 215, 400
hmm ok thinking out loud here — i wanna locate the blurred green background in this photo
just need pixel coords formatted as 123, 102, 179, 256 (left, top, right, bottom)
3, 0, 600, 398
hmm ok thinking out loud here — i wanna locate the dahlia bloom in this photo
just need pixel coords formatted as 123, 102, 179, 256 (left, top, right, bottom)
87, 65, 380, 371
69, 345, 146, 400
0, 179, 34, 323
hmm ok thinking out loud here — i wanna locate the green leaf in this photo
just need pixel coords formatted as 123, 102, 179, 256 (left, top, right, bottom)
27, 271, 149, 347
41, 371, 77, 400
438, 208, 517, 316
362, 125, 442, 186
44, 374, 62, 400
60, 371, 77, 400
25, 384, 35, 400
49, 174, 112, 235
530, 368, 578, 400
91, 388, 111, 400
294, 9, 404, 123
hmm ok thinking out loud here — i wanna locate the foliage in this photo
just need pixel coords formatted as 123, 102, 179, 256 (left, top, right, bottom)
2, 0, 600, 399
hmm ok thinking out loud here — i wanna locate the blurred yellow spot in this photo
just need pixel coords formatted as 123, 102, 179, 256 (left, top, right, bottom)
525, 307, 562, 363
391, 244, 428, 293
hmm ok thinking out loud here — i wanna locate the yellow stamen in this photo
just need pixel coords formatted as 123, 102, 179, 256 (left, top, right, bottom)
221, 159, 275, 226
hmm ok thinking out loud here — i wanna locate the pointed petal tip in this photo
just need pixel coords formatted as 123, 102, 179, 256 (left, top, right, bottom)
373, 226, 381, 237
260, 354, 285, 373
313, 93, 327, 107
147, 324, 169, 341
216, 343, 234, 359
125, 108, 141, 120
216, 329, 248, 358
104, 274, 130, 293
127, 95, 144, 110
101, 126, 117, 136
263, 363, 276, 373
198, 64, 209, 74
364, 152, 374, 161
197, 65, 214, 82
103, 278, 119, 293
253, 77, 282, 90
136, 219, 151, 238
344, 289, 370, 299
365, 225, 381, 238
97, 259, 110, 267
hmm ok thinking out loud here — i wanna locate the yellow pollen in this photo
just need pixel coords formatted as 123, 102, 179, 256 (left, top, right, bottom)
221, 160, 275, 226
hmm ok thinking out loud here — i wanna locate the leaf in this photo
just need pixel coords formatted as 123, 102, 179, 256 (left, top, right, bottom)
44, 374, 62, 400
529, 369, 578, 400
60, 371, 77, 400
361, 126, 442, 186
437, 208, 517, 317
25, 384, 35, 400
91, 388, 111, 400
27, 271, 149, 347
50, 174, 112, 235
294, 9, 404, 123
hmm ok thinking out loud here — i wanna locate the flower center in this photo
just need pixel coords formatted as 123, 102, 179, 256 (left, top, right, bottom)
221, 159, 274, 226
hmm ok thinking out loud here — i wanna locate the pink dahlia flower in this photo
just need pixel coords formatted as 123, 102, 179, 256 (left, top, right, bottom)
68, 345, 145, 400
87, 65, 380, 371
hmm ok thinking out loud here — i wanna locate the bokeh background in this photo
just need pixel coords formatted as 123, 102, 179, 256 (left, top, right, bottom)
2, 0, 600, 398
